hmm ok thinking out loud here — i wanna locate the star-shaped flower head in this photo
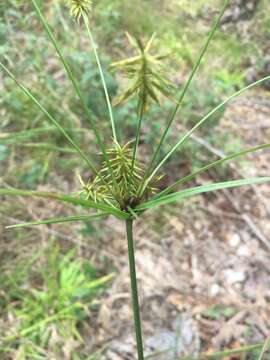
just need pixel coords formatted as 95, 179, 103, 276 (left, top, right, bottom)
78, 141, 163, 209
110, 33, 175, 113
65, 0, 92, 21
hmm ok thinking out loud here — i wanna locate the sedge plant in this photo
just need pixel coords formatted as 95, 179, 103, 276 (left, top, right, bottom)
1, 1, 270, 359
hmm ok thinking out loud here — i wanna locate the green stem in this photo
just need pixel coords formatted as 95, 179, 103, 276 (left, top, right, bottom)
125, 219, 144, 360
131, 49, 147, 170
132, 100, 144, 170
129, 100, 144, 200
83, 13, 117, 142
82, 13, 122, 197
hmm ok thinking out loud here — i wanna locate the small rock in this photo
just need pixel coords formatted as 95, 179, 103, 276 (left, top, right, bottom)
210, 283, 220, 297
146, 330, 181, 359
243, 278, 257, 301
228, 233, 241, 247
237, 245, 252, 257
105, 334, 135, 360
102, 351, 123, 360
222, 0, 259, 23
145, 314, 200, 360
224, 269, 246, 284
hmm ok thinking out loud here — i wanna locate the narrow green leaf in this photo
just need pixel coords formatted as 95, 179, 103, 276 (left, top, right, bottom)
0, 188, 129, 219
84, 273, 115, 290
0, 127, 89, 144
258, 337, 270, 360
142, 74, 270, 194
156, 143, 270, 198
81, 13, 121, 196
6, 213, 107, 229
141, 0, 230, 189
30, 0, 115, 191
82, 13, 117, 141
17, 143, 77, 153
0, 62, 97, 174
137, 177, 270, 211
0, 128, 54, 143
30, 0, 98, 140
131, 100, 144, 175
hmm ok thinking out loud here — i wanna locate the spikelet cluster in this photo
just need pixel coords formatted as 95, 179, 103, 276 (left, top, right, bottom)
78, 141, 163, 209
110, 33, 175, 113
65, 0, 92, 20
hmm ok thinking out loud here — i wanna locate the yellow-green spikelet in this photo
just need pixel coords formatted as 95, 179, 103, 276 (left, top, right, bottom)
65, 0, 92, 20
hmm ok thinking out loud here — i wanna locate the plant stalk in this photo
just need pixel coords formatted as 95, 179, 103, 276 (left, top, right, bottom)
83, 13, 117, 142
125, 219, 144, 360
132, 99, 144, 171
129, 99, 144, 200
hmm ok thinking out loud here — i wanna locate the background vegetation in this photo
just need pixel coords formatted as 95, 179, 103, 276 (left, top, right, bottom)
0, 0, 270, 359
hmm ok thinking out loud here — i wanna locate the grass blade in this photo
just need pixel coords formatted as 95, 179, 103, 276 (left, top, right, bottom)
141, 74, 270, 195
84, 273, 115, 290
0, 127, 90, 144
0, 188, 129, 219
30, 0, 102, 144
16, 143, 77, 153
132, 101, 144, 170
82, 13, 117, 141
6, 213, 107, 229
30, 0, 118, 191
0, 62, 98, 174
0, 128, 53, 143
2, 273, 113, 345
258, 337, 270, 360
129, 100, 144, 198
156, 143, 270, 198
137, 177, 270, 211
142, 0, 229, 180
81, 13, 121, 195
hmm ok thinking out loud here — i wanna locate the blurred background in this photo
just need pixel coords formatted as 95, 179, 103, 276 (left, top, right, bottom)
0, 0, 270, 359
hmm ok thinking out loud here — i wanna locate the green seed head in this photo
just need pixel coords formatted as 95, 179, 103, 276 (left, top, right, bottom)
78, 141, 163, 210
110, 33, 175, 113
65, 0, 92, 20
